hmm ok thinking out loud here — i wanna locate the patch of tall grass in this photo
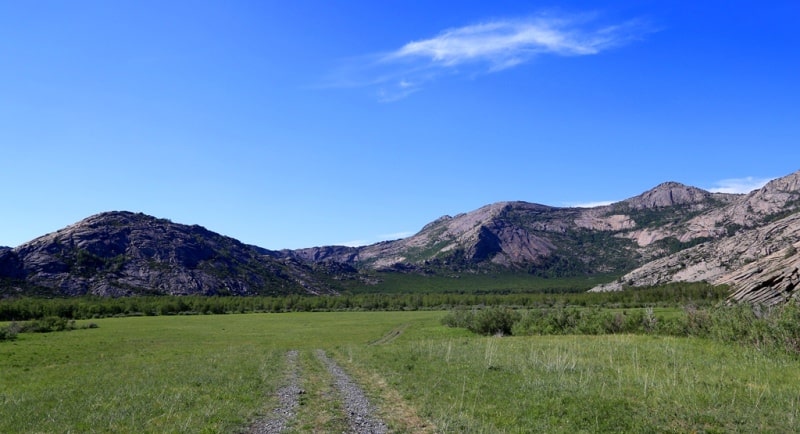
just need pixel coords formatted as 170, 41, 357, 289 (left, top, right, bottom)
345, 331, 800, 432
443, 301, 800, 356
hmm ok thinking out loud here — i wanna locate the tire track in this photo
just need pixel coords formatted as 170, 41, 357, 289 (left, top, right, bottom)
248, 350, 302, 434
314, 349, 388, 434
369, 323, 409, 346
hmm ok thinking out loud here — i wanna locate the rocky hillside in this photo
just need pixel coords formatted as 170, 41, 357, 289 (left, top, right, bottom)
2, 170, 799, 301
287, 182, 741, 276
292, 170, 800, 304
590, 171, 800, 304
0, 212, 344, 297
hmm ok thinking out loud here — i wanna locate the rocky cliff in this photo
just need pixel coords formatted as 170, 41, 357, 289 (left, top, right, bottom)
590, 171, 800, 303
1, 212, 342, 297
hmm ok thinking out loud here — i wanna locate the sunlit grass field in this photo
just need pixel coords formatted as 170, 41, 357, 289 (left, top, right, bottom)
2, 311, 800, 432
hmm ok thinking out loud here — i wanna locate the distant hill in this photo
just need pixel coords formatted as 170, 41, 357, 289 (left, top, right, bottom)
0, 212, 347, 297
2, 169, 799, 302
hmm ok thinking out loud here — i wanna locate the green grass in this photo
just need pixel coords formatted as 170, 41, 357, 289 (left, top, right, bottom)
342, 271, 618, 294
0, 312, 434, 433
342, 331, 800, 433
3, 311, 800, 432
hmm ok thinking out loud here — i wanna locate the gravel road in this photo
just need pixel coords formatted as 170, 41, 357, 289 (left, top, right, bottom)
315, 349, 388, 434
248, 350, 302, 434
248, 349, 387, 434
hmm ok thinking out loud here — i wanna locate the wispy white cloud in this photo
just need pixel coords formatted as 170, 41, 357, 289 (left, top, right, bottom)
337, 230, 414, 247
379, 230, 414, 240
567, 200, 616, 208
325, 12, 651, 101
388, 18, 623, 66
339, 239, 370, 247
708, 176, 773, 194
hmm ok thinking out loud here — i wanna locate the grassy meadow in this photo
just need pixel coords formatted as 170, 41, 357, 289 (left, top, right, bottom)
2, 310, 800, 432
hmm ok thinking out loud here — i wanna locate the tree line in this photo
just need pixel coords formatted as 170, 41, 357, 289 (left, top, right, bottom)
0, 282, 728, 321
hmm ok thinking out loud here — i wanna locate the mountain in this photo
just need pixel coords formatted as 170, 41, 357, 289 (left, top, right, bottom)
0, 212, 345, 297
589, 171, 800, 304
287, 183, 741, 276
290, 171, 800, 303
2, 170, 799, 302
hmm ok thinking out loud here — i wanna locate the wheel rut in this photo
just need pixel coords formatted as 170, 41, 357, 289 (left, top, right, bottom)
248, 350, 302, 434
248, 349, 388, 433
315, 349, 388, 434
369, 323, 409, 346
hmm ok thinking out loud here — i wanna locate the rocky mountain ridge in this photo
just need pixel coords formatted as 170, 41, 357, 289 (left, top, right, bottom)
589, 171, 800, 304
2, 169, 799, 301
0, 212, 343, 297
287, 182, 743, 275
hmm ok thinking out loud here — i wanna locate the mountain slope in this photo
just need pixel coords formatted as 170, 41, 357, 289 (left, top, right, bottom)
590, 171, 800, 302
288, 184, 740, 277
1, 211, 342, 297
3, 170, 799, 302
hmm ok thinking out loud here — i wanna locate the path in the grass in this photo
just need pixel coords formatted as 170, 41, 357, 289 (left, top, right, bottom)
248, 350, 302, 434
315, 349, 388, 434
369, 323, 409, 346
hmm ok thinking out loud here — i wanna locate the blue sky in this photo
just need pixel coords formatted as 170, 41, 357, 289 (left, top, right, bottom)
1, 1, 798, 249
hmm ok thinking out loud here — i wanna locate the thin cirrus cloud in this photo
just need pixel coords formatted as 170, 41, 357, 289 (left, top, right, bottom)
328, 13, 651, 101
568, 200, 617, 208
338, 230, 415, 247
708, 176, 774, 194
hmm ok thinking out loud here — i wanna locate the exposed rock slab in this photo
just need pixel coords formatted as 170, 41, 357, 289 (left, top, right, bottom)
590, 171, 800, 303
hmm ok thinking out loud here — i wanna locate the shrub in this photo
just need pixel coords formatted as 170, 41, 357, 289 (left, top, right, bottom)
13, 317, 81, 333
773, 301, 800, 353
441, 307, 475, 329
470, 307, 520, 336
0, 325, 17, 341
442, 307, 520, 335
445, 301, 800, 357
511, 309, 545, 335
684, 305, 712, 337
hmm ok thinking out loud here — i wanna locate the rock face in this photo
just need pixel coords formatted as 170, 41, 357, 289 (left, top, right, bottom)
286, 185, 741, 276
0, 247, 25, 279
621, 182, 719, 210
589, 170, 800, 303
2, 212, 341, 297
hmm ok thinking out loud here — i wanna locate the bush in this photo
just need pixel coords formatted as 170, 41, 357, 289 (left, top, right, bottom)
773, 301, 800, 353
470, 307, 520, 336
444, 302, 800, 356
0, 325, 17, 341
8, 317, 96, 334
441, 307, 474, 329
18, 316, 72, 333
510, 307, 654, 336
442, 307, 520, 335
